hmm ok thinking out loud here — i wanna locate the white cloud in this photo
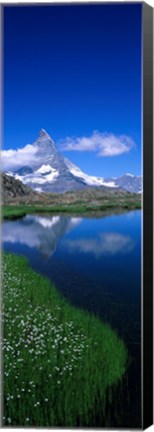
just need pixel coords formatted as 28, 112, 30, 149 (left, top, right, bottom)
61, 131, 135, 157
2, 144, 38, 172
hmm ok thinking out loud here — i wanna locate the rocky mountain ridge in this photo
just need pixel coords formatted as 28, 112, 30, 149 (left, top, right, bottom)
2, 173, 36, 202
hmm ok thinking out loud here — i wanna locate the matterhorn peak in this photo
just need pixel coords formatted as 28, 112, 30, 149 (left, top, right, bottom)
36, 129, 55, 147
38, 128, 51, 138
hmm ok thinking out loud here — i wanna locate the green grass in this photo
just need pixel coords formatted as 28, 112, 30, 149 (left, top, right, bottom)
2, 204, 90, 219
3, 200, 141, 220
3, 253, 127, 427
3, 206, 27, 219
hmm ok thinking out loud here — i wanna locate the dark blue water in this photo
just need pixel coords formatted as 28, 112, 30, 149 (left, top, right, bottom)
3, 210, 142, 427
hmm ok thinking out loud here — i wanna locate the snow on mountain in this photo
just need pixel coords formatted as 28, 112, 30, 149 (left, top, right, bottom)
125, 173, 134, 177
64, 159, 118, 188
14, 166, 59, 193
65, 159, 103, 186
6, 129, 141, 194
36, 164, 56, 174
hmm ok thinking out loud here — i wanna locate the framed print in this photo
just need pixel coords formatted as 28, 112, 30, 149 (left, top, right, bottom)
1, 1, 153, 429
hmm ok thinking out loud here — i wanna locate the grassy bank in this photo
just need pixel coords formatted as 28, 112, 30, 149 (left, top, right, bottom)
3, 253, 127, 427
3, 199, 141, 220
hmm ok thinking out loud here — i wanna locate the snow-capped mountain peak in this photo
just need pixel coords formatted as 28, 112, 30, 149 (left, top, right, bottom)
38, 128, 50, 138
5, 129, 142, 194
33, 129, 56, 149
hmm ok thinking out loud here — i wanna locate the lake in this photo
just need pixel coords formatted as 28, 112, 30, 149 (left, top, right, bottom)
3, 210, 141, 427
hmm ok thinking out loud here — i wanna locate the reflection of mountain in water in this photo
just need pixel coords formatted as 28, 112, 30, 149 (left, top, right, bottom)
3, 215, 82, 258
3, 214, 135, 259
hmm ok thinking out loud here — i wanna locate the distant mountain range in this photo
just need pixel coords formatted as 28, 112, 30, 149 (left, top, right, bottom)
6, 129, 142, 194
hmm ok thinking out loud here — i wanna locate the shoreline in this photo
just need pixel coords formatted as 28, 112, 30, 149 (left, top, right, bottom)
3, 202, 141, 220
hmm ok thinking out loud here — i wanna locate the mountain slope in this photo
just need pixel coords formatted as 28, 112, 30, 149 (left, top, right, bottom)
64, 158, 117, 188
2, 173, 36, 202
6, 129, 142, 193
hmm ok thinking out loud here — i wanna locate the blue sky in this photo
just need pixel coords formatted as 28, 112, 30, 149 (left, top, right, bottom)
3, 3, 142, 177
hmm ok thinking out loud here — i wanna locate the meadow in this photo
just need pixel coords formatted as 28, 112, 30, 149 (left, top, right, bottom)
3, 197, 141, 220
3, 253, 127, 427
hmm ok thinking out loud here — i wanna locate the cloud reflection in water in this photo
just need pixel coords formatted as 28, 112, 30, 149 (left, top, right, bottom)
65, 232, 135, 257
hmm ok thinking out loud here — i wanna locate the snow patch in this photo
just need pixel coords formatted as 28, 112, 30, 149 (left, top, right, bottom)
15, 174, 25, 182
34, 187, 43, 193
45, 171, 59, 182
125, 173, 134, 178
14, 168, 59, 185
101, 181, 117, 188
6, 171, 14, 177
35, 164, 54, 174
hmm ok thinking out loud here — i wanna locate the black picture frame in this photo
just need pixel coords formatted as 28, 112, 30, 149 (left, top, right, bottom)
143, 2, 153, 429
